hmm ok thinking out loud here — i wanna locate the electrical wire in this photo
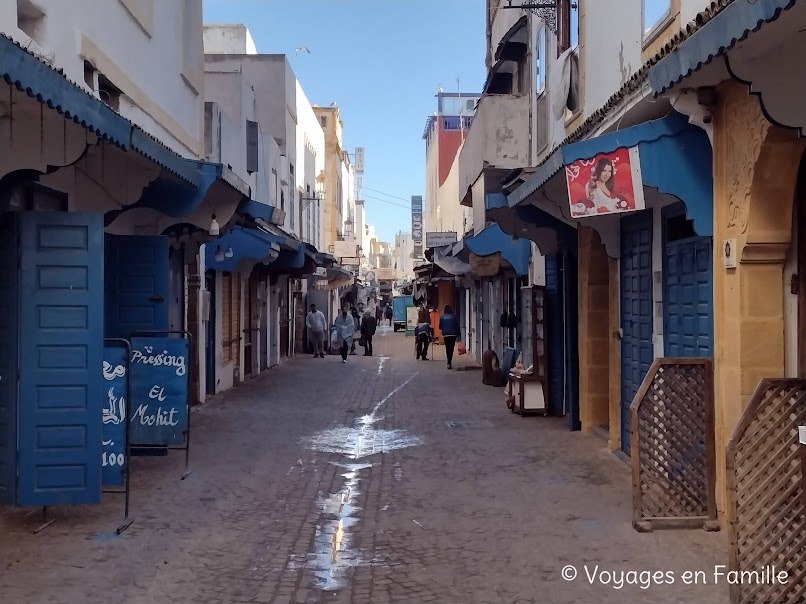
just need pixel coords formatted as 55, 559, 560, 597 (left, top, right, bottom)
360, 186, 413, 204
361, 192, 411, 210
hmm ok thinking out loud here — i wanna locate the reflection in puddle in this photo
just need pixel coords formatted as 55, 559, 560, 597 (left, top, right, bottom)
301, 374, 420, 591
308, 463, 370, 590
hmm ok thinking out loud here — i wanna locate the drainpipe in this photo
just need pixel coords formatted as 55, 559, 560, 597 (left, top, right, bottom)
669, 88, 715, 146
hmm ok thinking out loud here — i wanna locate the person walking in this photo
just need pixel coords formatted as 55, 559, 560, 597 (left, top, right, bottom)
350, 304, 361, 355
384, 303, 393, 327
334, 304, 356, 363
360, 309, 377, 356
414, 319, 432, 360
439, 304, 461, 369
305, 303, 326, 358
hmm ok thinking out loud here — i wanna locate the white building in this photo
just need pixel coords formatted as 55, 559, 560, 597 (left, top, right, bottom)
203, 28, 325, 247
3, 0, 205, 159
394, 231, 414, 281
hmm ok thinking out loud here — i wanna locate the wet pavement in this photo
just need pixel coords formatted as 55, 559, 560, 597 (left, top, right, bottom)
0, 327, 729, 603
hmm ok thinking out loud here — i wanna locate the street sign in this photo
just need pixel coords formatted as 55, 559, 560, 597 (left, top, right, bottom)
426, 231, 457, 248
102, 345, 128, 486
411, 195, 423, 260
129, 337, 189, 446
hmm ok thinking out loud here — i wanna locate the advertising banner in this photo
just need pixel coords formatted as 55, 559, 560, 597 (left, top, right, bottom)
129, 337, 189, 445
102, 345, 128, 487
565, 146, 645, 218
411, 195, 423, 260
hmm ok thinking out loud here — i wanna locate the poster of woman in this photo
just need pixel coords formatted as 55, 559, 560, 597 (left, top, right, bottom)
565, 146, 646, 218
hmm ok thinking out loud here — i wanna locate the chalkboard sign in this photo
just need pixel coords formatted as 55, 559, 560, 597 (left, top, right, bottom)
130, 337, 189, 445
102, 345, 128, 487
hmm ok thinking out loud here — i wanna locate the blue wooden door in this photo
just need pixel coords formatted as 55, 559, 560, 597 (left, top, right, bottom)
663, 206, 713, 358
0, 215, 18, 504
620, 211, 653, 456
18, 211, 104, 506
563, 249, 581, 431
104, 235, 169, 339
544, 254, 566, 418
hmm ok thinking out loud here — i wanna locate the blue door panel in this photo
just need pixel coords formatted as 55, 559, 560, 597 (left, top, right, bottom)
564, 250, 580, 431
664, 235, 713, 358
545, 255, 565, 417
0, 216, 18, 504
105, 234, 169, 339
620, 211, 653, 456
18, 211, 104, 506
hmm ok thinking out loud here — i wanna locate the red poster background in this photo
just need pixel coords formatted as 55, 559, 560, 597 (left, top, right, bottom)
565, 147, 642, 218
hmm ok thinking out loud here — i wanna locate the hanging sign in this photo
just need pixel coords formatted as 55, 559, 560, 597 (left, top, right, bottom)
565, 146, 646, 218
130, 337, 189, 445
411, 195, 424, 260
102, 345, 128, 486
470, 253, 500, 277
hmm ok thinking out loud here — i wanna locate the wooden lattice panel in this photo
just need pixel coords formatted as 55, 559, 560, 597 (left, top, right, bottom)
727, 379, 806, 604
630, 358, 717, 532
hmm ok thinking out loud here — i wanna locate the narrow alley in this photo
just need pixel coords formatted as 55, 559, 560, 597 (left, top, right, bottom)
0, 330, 728, 604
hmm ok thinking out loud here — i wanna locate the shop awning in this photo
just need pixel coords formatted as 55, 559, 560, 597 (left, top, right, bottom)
204, 226, 282, 273
0, 34, 206, 184
648, 0, 796, 97
506, 112, 713, 257
235, 198, 287, 228
0, 34, 130, 148
487, 192, 576, 256
453, 223, 531, 277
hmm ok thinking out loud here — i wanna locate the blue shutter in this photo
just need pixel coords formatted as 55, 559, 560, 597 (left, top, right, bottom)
619, 211, 654, 456
105, 235, 169, 339
17, 211, 104, 506
0, 217, 18, 504
545, 254, 565, 418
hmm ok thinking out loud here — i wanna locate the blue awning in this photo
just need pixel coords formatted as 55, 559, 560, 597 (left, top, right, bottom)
487, 192, 576, 256
507, 112, 713, 237
234, 199, 297, 249
205, 227, 282, 273
0, 34, 130, 148
648, 0, 795, 97
0, 34, 205, 184
104, 159, 251, 228
459, 223, 531, 277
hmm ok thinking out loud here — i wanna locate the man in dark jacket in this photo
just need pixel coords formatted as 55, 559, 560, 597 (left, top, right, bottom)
350, 305, 361, 354
414, 320, 432, 360
360, 310, 377, 356
384, 303, 393, 326
438, 305, 461, 369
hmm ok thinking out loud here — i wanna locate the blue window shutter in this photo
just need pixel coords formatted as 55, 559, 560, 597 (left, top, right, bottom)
246, 120, 259, 174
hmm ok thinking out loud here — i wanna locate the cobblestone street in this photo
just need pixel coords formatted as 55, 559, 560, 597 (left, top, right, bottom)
0, 329, 729, 604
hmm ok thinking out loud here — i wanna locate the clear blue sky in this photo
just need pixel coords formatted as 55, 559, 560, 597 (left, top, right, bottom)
202, 0, 486, 244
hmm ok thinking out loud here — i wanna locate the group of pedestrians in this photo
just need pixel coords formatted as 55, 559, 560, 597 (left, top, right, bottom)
306, 302, 379, 363
414, 305, 460, 369
305, 302, 460, 369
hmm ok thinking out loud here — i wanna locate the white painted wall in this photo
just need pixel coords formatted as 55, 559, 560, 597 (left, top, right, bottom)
295, 81, 325, 248
438, 141, 471, 235
203, 23, 257, 55
3, 0, 205, 158
424, 119, 440, 234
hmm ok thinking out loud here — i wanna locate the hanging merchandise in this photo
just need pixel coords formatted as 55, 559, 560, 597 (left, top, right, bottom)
500, 311, 509, 328
507, 311, 518, 329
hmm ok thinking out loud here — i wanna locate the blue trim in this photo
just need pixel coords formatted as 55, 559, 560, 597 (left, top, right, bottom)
0, 34, 130, 148
205, 227, 282, 273
648, 0, 795, 96
463, 213, 531, 277
547, 113, 713, 237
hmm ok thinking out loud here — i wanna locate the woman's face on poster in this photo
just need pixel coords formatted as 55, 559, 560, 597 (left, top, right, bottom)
598, 162, 613, 182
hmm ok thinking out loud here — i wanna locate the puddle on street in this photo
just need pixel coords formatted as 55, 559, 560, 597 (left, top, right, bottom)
307, 463, 370, 590
299, 374, 420, 591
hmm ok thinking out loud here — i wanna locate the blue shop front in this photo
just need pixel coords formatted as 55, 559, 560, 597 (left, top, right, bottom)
0, 36, 248, 509
505, 112, 714, 449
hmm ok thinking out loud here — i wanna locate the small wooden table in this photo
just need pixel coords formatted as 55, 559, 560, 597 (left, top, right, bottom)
506, 370, 548, 416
